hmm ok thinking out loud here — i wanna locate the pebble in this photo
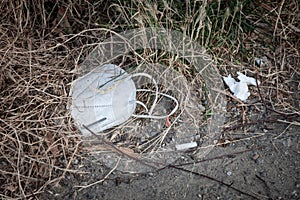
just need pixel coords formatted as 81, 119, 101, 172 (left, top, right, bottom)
283, 138, 292, 147
252, 153, 260, 161
254, 56, 269, 67
195, 134, 201, 141
226, 171, 232, 176
102, 180, 108, 186
291, 190, 298, 198
148, 172, 154, 176
148, 131, 157, 137
82, 182, 87, 186
72, 159, 79, 165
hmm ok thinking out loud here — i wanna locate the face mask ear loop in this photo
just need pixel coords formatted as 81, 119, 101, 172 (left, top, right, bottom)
131, 73, 159, 116
135, 100, 149, 113
131, 72, 179, 119
133, 89, 179, 119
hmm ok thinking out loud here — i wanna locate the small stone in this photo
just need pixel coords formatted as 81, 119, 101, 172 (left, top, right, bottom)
226, 171, 232, 176
102, 180, 108, 186
82, 182, 87, 186
255, 58, 262, 66
291, 190, 298, 197
198, 104, 205, 112
252, 154, 260, 161
255, 56, 269, 67
180, 156, 188, 161
283, 138, 292, 147
148, 172, 154, 176
73, 159, 79, 165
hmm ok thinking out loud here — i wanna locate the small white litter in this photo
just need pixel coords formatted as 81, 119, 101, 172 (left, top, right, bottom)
70, 64, 179, 137
176, 142, 198, 151
223, 72, 260, 101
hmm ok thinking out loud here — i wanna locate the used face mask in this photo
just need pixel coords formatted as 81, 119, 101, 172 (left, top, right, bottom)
70, 64, 178, 137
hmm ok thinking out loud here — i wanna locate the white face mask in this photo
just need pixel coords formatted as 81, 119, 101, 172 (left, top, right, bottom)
70, 64, 178, 137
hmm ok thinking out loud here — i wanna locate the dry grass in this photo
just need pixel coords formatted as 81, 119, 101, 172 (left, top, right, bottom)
246, 0, 300, 112
220, 0, 300, 135
0, 0, 299, 198
107, 0, 300, 140
0, 0, 110, 198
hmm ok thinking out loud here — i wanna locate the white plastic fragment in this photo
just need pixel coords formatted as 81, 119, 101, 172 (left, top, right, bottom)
176, 142, 198, 151
223, 72, 260, 101
237, 72, 260, 86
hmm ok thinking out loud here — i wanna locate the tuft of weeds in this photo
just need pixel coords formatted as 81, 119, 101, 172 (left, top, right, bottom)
108, 0, 299, 137
0, 0, 112, 198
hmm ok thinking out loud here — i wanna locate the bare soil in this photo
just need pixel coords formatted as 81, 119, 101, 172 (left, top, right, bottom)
43, 123, 299, 200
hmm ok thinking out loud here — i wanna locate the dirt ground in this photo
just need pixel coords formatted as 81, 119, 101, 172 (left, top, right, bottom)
43, 122, 299, 200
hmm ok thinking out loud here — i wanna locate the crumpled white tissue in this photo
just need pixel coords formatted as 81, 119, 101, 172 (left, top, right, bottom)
223, 72, 260, 101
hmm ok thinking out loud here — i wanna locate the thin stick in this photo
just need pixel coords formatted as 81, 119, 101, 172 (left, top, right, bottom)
172, 147, 260, 167
82, 124, 163, 170
158, 110, 183, 147
255, 174, 273, 199
167, 165, 260, 199
273, 0, 285, 38
75, 157, 121, 190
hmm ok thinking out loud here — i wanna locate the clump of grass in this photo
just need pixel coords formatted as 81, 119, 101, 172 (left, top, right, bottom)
0, 0, 111, 198
109, 0, 299, 135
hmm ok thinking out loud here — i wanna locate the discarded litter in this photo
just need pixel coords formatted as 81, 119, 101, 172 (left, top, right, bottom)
70, 64, 179, 137
223, 72, 260, 101
70, 64, 136, 136
67, 28, 227, 173
69, 62, 209, 172
176, 142, 198, 151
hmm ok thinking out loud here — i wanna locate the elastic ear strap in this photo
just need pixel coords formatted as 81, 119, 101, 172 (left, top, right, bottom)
131, 72, 159, 115
131, 72, 179, 119
132, 89, 179, 119
135, 100, 149, 113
